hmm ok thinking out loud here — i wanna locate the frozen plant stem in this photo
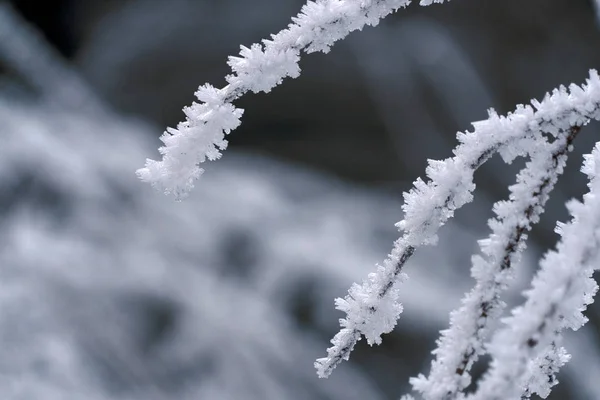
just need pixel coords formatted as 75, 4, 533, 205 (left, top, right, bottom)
137, 0, 600, 398
136, 0, 449, 200
316, 71, 600, 379
467, 143, 600, 400
521, 339, 568, 399
410, 125, 581, 400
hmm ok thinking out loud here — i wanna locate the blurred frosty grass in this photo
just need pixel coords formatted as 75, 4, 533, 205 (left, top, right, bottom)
0, 92, 478, 399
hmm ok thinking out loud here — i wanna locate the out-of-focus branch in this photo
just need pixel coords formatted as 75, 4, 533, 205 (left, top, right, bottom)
0, 3, 104, 113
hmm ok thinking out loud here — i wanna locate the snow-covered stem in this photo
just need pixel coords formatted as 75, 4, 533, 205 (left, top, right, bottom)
467, 143, 600, 400
410, 125, 580, 400
316, 70, 600, 379
314, 131, 507, 378
135, 0, 455, 200
521, 339, 569, 399
133, 0, 600, 395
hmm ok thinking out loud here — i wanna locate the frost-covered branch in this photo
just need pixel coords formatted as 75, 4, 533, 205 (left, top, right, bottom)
468, 142, 600, 400
135, 0, 452, 200
132, 0, 600, 395
409, 125, 580, 400
316, 70, 600, 379
521, 339, 569, 399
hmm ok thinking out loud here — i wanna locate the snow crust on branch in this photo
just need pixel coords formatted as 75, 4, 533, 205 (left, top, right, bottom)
410, 126, 580, 400
316, 70, 600, 380
521, 341, 570, 399
137, 0, 449, 200
467, 142, 600, 400
133, 0, 600, 395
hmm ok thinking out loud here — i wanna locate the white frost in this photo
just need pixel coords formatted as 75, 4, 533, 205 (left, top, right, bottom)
135, 0, 449, 200
318, 71, 600, 381
468, 143, 600, 399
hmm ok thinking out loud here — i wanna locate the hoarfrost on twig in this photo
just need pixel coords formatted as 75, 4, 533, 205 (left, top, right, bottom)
317, 70, 600, 380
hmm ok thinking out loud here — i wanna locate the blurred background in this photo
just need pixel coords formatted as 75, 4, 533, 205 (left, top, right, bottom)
1, 0, 600, 398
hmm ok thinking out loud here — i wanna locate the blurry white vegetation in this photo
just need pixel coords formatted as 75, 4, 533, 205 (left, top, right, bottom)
137, 1, 600, 399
